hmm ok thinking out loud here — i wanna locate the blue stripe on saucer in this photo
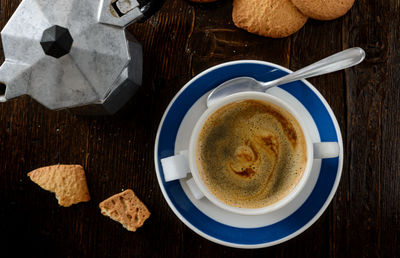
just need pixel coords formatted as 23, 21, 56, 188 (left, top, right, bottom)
157, 63, 339, 245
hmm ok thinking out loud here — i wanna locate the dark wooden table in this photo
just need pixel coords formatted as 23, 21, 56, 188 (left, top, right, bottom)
1, 0, 399, 257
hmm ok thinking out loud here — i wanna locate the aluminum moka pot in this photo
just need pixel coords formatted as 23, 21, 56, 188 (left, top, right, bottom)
0, 0, 165, 115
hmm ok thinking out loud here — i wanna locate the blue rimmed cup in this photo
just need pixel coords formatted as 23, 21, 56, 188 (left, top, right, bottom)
161, 91, 339, 216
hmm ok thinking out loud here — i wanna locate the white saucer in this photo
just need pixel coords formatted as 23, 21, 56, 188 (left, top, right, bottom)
154, 60, 343, 248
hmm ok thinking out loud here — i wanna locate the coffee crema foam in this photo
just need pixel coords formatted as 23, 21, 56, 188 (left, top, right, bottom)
196, 100, 307, 209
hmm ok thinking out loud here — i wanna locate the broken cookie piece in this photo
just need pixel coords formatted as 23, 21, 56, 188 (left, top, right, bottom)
28, 164, 91, 207
99, 189, 150, 232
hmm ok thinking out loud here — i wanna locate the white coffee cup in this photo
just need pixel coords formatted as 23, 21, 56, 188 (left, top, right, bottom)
161, 91, 339, 216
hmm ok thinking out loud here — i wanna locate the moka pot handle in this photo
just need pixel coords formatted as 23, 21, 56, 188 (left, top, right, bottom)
98, 0, 166, 27
136, 0, 166, 22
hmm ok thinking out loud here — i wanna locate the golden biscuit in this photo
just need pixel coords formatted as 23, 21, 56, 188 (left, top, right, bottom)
28, 165, 90, 207
99, 189, 150, 232
232, 0, 308, 38
189, 0, 217, 2
291, 0, 355, 20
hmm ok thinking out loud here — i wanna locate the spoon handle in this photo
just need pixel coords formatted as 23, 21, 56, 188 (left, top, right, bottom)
262, 47, 366, 89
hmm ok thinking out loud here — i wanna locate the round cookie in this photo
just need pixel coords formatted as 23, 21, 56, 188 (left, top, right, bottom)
291, 0, 355, 20
232, 0, 308, 38
188, 0, 217, 2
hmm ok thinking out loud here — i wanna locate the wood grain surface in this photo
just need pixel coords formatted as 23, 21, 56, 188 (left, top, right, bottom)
0, 0, 399, 257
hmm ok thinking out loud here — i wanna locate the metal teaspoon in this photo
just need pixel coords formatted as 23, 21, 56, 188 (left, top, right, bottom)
207, 47, 366, 107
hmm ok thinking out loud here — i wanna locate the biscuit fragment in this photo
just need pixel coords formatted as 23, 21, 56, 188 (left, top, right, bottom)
99, 189, 151, 232
28, 165, 91, 207
232, 0, 308, 38
291, 0, 355, 21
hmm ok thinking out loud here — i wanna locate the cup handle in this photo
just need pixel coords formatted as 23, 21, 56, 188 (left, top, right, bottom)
186, 178, 205, 200
161, 151, 205, 200
313, 142, 340, 159
160, 150, 190, 182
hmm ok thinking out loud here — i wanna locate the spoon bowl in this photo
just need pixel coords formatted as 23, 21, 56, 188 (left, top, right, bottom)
206, 77, 261, 107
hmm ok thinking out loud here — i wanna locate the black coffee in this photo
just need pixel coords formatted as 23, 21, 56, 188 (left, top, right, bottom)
196, 100, 307, 208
